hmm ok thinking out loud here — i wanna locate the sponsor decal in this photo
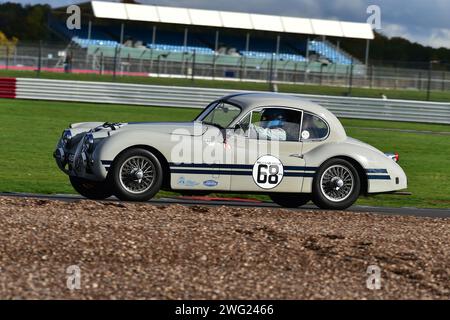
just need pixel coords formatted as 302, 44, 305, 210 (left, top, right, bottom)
177, 177, 199, 187
203, 180, 219, 187
252, 155, 284, 189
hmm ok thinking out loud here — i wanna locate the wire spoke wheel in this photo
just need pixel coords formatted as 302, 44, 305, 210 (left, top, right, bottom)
320, 164, 354, 202
119, 156, 155, 194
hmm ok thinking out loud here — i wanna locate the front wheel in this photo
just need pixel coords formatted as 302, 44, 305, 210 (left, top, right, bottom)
69, 176, 112, 200
270, 193, 311, 208
312, 159, 361, 210
111, 148, 163, 202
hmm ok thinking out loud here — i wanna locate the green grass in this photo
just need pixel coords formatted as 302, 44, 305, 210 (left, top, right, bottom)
2, 69, 450, 102
340, 118, 450, 133
0, 98, 449, 208
0, 99, 198, 194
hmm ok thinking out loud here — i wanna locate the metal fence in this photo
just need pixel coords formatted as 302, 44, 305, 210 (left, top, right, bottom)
1, 43, 450, 93
13, 77, 450, 124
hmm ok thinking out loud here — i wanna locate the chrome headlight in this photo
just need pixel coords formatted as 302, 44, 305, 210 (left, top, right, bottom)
61, 129, 72, 147
83, 132, 95, 153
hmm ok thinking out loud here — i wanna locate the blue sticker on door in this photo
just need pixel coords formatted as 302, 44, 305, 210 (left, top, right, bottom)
203, 180, 219, 187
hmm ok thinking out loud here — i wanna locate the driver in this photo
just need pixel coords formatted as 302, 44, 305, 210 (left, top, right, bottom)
249, 109, 287, 141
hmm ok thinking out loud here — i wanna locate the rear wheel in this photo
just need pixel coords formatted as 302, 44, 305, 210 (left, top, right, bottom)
69, 176, 112, 200
111, 148, 163, 202
270, 193, 311, 208
312, 158, 360, 210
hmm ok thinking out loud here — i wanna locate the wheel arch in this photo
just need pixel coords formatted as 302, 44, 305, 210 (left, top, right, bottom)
111, 144, 171, 189
317, 155, 368, 195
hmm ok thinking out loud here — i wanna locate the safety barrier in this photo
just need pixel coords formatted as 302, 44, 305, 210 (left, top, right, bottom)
2, 77, 449, 124
0, 78, 16, 99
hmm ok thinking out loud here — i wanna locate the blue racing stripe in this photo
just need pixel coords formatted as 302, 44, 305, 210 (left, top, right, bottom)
367, 175, 391, 180
169, 163, 253, 169
170, 169, 250, 175
284, 172, 315, 177
169, 163, 317, 172
286, 166, 318, 172
366, 169, 388, 174
171, 168, 316, 177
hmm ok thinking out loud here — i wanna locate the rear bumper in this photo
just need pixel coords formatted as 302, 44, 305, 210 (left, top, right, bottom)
367, 163, 407, 193
370, 191, 412, 196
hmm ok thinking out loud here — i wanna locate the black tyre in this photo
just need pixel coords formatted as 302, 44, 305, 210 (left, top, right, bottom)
270, 193, 311, 208
69, 176, 112, 200
110, 148, 163, 201
312, 158, 360, 210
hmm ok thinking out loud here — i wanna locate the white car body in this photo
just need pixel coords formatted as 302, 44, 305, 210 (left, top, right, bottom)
54, 93, 407, 209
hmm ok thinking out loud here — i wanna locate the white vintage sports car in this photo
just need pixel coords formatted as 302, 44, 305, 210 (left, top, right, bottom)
54, 93, 407, 210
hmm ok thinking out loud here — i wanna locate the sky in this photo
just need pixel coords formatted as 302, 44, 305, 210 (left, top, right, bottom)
2, 0, 449, 49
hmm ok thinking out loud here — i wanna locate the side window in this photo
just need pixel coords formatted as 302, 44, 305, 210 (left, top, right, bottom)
239, 108, 302, 142
301, 113, 329, 141
234, 112, 251, 136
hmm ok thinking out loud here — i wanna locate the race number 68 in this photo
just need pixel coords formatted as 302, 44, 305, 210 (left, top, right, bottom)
257, 164, 279, 184
252, 155, 284, 189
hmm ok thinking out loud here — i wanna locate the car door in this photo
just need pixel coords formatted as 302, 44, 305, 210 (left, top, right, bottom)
227, 107, 308, 193
170, 102, 240, 191
296, 112, 331, 193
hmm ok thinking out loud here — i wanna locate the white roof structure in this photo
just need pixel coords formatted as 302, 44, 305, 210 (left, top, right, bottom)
281, 17, 313, 34
220, 11, 253, 29
310, 19, 344, 37
250, 14, 284, 32
157, 6, 191, 25
91, 1, 127, 20
188, 9, 222, 27
125, 3, 158, 22
91, 1, 374, 40
341, 21, 375, 39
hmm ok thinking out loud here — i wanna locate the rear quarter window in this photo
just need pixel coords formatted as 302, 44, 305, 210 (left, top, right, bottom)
301, 113, 329, 140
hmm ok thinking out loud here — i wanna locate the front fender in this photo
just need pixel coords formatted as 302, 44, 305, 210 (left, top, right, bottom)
91, 130, 175, 180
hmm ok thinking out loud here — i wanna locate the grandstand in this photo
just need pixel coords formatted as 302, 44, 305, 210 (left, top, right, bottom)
48, 1, 373, 79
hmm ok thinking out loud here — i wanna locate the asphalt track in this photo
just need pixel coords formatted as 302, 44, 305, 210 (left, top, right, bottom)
1, 192, 449, 219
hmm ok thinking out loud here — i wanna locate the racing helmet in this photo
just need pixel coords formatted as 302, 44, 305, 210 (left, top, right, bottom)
261, 109, 286, 129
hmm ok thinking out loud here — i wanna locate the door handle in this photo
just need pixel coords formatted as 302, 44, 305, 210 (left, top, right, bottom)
289, 153, 304, 159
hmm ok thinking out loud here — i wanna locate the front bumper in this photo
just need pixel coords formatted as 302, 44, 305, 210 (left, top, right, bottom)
53, 147, 70, 174
54, 139, 107, 181
54, 145, 89, 176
